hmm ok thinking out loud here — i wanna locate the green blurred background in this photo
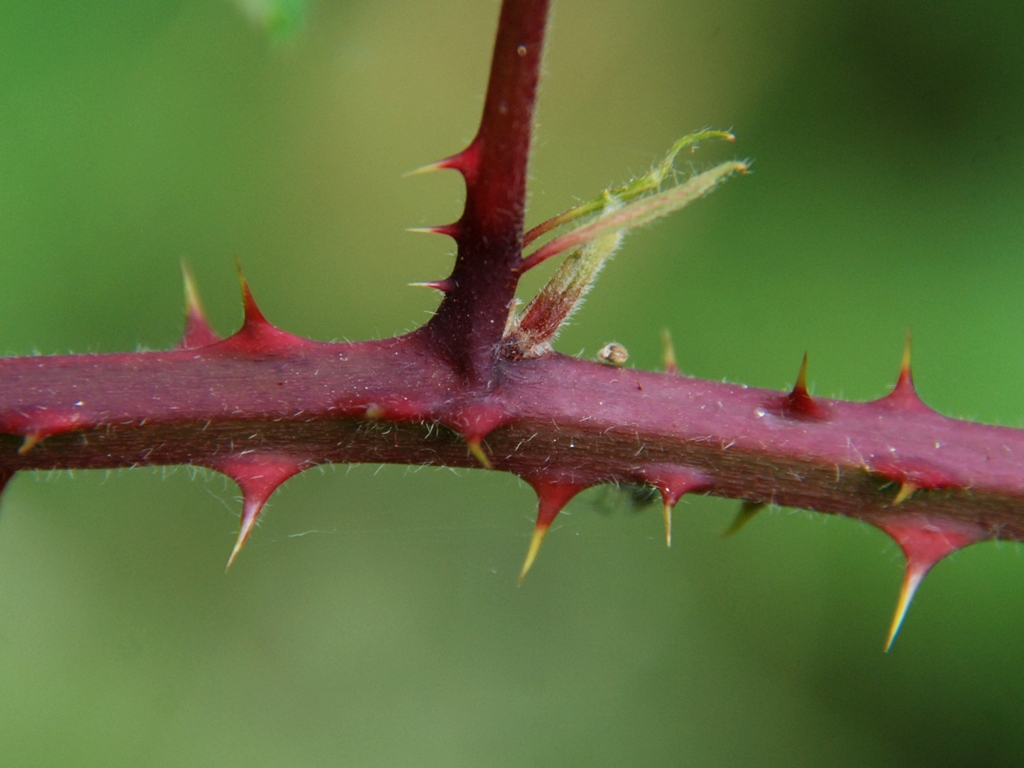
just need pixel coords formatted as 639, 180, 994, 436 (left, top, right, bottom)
2, 0, 1024, 765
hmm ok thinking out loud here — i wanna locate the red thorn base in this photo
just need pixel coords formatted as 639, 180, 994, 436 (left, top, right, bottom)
213, 454, 308, 569
870, 513, 988, 651
519, 475, 590, 583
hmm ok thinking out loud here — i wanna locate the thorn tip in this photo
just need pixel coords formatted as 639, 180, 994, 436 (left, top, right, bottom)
519, 523, 549, 584
466, 438, 493, 470
403, 159, 451, 178
408, 279, 453, 293
885, 565, 926, 652
178, 260, 220, 349
661, 329, 679, 375
794, 352, 809, 394
18, 433, 41, 455
892, 481, 917, 506
724, 501, 765, 537
225, 506, 259, 571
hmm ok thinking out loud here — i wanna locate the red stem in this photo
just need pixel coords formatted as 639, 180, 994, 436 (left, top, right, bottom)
0, 0, 1020, 614
425, 0, 549, 385
2, 338, 1023, 539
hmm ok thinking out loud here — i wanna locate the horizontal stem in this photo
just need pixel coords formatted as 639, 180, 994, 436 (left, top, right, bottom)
3, 340, 1022, 540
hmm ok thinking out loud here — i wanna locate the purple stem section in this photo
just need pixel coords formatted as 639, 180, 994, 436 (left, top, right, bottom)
2, 339, 1024, 541
3, 0, 1021, 566
425, 0, 548, 384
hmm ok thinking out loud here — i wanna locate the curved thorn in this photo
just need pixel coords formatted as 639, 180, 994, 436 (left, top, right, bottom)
870, 329, 931, 412
632, 465, 714, 546
519, 523, 549, 585
408, 280, 453, 293
893, 481, 918, 506
775, 353, 829, 420
182, 261, 203, 317
18, 433, 42, 455
216, 455, 305, 570
518, 475, 589, 584
179, 261, 220, 349
871, 514, 987, 650
226, 499, 262, 571
234, 257, 267, 327
724, 501, 765, 537
407, 223, 460, 238
466, 438, 493, 470
885, 563, 926, 653
402, 155, 463, 178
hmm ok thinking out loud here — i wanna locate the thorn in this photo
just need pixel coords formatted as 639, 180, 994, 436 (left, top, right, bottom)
234, 257, 269, 328
889, 328, 919, 401
774, 353, 828, 420
402, 141, 480, 181
794, 352, 809, 393
661, 329, 679, 375
518, 476, 590, 583
872, 329, 931, 413
182, 260, 203, 315
871, 514, 987, 651
215, 454, 306, 570
631, 465, 714, 548
519, 523, 549, 585
178, 261, 220, 349
892, 481, 917, 506
466, 438, 493, 470
2, 410, 89, 455
219, 258, 314, 356
442, 402, 511, 470
403, 157, 459, 177
898, 327, 913, 389
870, 458, 961, 501
406, 223, 460, 239
18, 433, 42, 455
408, 279, 453, 293
885, 564, 927, 653
226, 501, 262, 572
724, 501, 765, 537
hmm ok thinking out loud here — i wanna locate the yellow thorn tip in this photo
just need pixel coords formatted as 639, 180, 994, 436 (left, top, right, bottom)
18, 433, 41, 455
402, 159, 449, 178
466, 439, 493, 470
885, 567, 925, 652
233, 256, 250, 295
661, 329, 679, 374
663, 502, 673, 547
893, 482, 917, 505
518, 524, 550, 584
180, 260, 206, 318
225, 512, 258, 572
